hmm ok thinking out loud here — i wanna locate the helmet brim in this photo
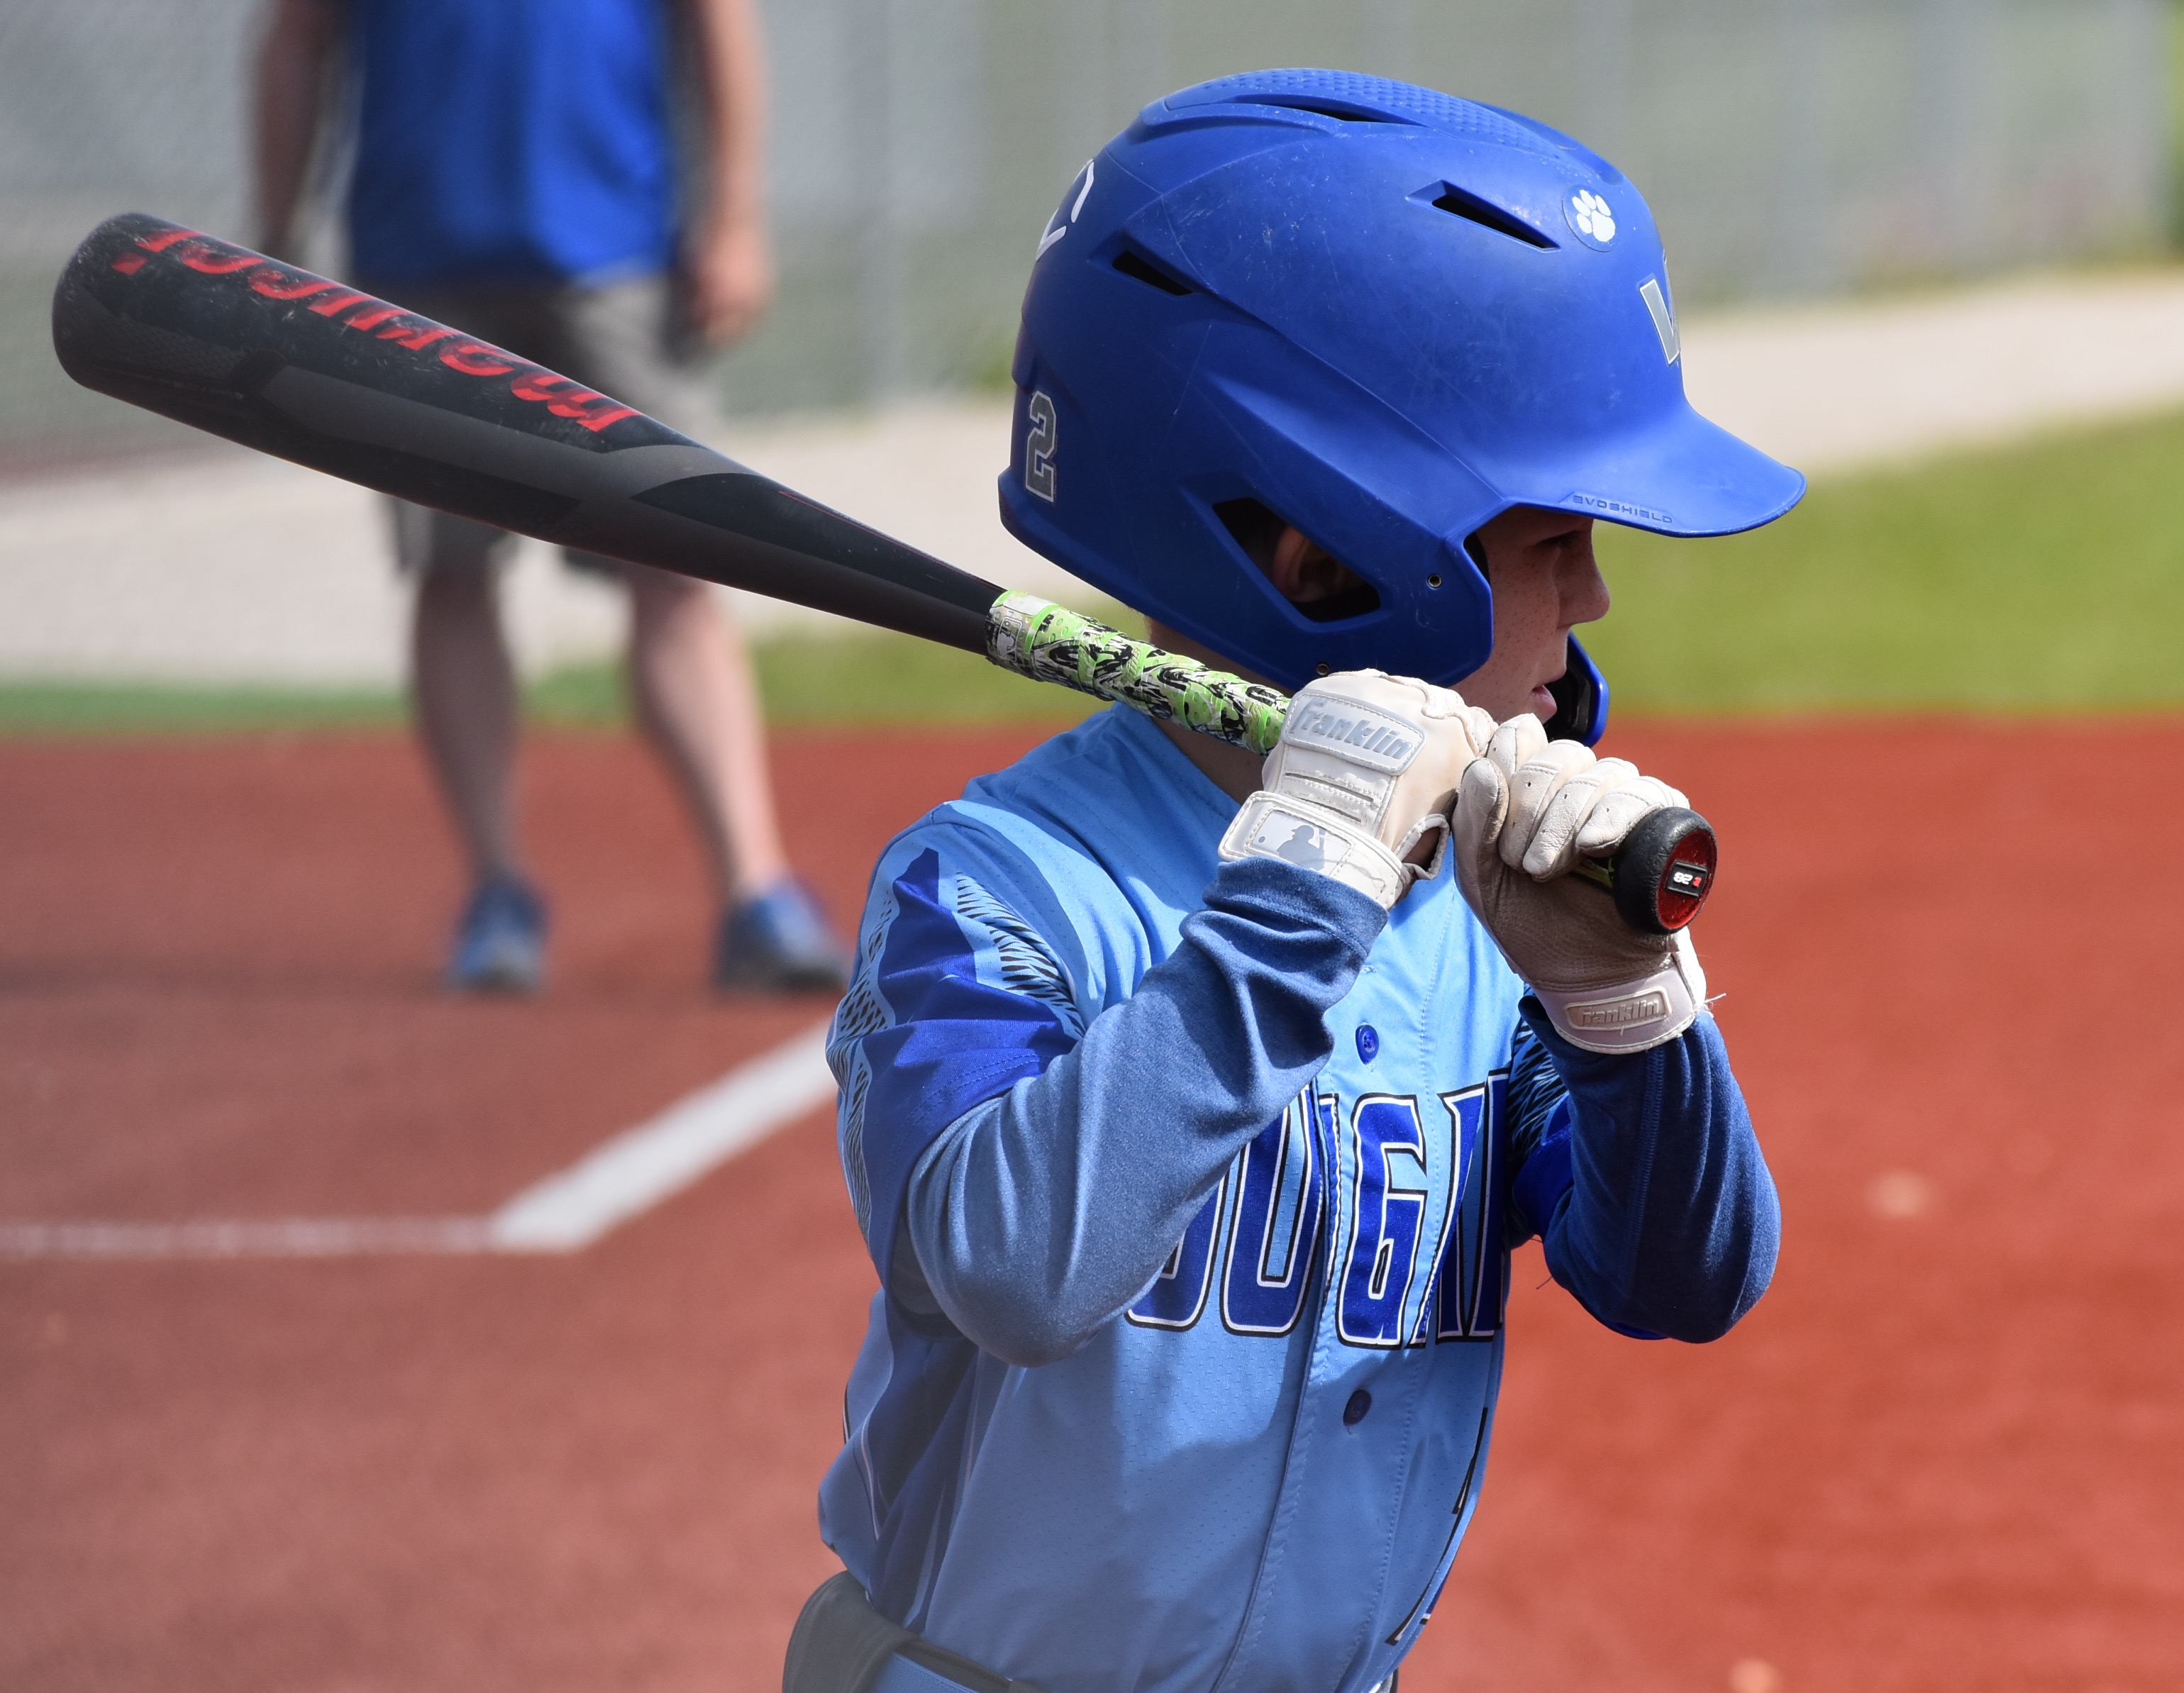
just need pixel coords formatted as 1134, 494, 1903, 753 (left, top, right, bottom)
1514, 399, 1806, 540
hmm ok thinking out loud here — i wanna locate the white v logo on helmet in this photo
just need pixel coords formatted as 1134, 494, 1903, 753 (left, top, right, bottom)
1639, 277, 1681, 364
1036, 159, 1097, 260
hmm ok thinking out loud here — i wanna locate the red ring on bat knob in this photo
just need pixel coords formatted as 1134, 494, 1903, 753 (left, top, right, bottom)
1610, 808, 1716, 935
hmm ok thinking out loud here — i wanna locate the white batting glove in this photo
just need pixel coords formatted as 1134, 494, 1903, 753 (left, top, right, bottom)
1219, 670, 1496, 909
1451, 715, 1708, 1053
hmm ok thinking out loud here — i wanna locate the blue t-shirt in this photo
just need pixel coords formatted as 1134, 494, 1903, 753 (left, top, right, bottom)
343, 0, 679, 286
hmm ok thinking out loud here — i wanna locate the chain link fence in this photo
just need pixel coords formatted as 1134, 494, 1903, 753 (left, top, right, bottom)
1, 0, 2170, 467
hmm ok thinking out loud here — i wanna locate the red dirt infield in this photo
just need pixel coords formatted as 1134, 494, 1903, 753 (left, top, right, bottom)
3, 720, 2179, 1693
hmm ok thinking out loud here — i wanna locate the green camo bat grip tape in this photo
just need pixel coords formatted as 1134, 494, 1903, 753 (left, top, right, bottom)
983, 592, 1716, 936
985, 592, 1290, 756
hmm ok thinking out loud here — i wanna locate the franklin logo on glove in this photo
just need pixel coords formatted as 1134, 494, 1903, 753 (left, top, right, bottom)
1282, 698, 1424, 770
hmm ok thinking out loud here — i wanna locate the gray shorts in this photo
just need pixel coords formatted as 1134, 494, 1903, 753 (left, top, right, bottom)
366, 274, 711, 579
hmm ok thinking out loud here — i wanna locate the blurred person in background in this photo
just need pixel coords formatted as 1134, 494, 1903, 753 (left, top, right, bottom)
254, 0, 850, 995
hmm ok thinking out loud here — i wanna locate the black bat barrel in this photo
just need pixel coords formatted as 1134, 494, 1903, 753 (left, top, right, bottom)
51, 213, 1002, 653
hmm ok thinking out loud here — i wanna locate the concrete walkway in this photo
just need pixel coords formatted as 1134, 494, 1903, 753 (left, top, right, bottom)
8, 267, 2184, 687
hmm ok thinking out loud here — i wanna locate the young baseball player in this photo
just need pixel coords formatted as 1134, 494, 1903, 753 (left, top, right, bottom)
802, 70, 1798, 1693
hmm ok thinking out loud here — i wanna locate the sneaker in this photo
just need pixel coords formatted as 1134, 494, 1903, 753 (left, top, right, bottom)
714, 878, 851, 993
446, 875, 548, 994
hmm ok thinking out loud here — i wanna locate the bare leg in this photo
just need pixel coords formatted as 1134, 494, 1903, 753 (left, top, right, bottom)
411, 563, 523, 882
623, 564, 788, 904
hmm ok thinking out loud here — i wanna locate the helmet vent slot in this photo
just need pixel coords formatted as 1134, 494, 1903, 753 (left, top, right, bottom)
1216, 499, 1383, 624
1430, 184, 1557, 250
1112, 249, 1194, 296
1236, 96, 1409, 125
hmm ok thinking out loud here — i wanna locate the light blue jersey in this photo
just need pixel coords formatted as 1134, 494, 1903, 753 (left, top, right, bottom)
822, 706, 1776, 1693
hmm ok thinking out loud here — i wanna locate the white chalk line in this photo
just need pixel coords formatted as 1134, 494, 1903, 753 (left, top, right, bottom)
0, 1023, 837, 1262
487, 1023, 835, 1251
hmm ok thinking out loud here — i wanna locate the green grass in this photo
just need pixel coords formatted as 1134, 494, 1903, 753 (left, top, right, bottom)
0, 616, 1131, 738
538, 600, 1148, 728
3, 413, 2179, 736
1584, 409, 2184, 714
0, 680, 405, 736
750, 630, 1104, 727
0, 673, 640, 737
506, 628, 1114, 733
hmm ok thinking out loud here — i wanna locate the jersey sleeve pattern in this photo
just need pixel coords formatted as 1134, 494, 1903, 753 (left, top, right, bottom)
828, 836, 1088, 1277
1504, 1018, 1575, 1245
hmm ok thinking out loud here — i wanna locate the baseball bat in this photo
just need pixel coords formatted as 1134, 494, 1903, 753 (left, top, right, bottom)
50, 213, 1714, 934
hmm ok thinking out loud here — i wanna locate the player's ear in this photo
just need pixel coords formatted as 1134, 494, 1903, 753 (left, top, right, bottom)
1214, 501, 1381, 623
1266, 526, 1320, 597
1268, 526, 1376, 616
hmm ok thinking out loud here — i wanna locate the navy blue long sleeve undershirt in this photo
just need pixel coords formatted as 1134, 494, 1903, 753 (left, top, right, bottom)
1519, 1003, 1778, 1342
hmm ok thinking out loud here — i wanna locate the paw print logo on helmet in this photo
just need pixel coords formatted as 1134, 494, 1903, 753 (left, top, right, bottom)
1565, 189, 1617, 249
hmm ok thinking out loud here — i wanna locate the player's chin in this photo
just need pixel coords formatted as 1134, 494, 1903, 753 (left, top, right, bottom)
1527, 682, 1558, 718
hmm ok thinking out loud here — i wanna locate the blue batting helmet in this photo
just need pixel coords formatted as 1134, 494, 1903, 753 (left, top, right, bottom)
998, 69, 1805, 740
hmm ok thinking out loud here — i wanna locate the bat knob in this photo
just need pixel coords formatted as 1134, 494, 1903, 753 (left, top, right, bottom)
1609, 807, 1717, 935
